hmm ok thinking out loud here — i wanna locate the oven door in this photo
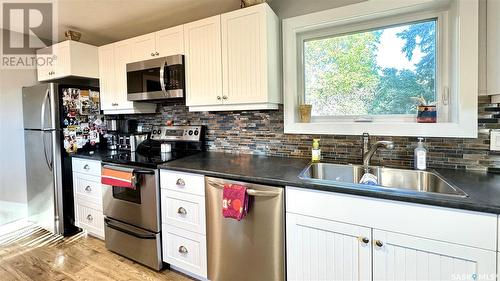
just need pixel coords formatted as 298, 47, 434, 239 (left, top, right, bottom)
126, 55, 184, 101
102, 164, 160, 232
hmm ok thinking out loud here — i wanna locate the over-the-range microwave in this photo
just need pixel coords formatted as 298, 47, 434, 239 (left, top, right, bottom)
126, 54, 185, 102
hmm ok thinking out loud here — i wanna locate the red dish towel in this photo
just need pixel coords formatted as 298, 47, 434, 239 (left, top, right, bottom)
222, 184, 249, 221
101, 165, 137, 189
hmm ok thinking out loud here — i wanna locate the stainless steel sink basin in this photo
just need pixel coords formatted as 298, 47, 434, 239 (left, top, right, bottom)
298, 163, 468, 197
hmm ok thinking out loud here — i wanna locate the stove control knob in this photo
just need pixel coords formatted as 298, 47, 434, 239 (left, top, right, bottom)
194, 130, 199, 136
157, 130, 161, 135
188, 130, 193, 136
152, 130, 157, 135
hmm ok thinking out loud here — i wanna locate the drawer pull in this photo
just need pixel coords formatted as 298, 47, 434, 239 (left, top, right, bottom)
83, 164, 90, 170
86, 214, 93, 222
176, 178, 185, 187
375, 240, 384, 248
178, 246, 188, 254
177, 207, 187, 215
85, 185, 92, 192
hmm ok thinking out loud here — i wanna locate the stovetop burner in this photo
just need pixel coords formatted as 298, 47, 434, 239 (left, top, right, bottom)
103, 150, 199, 168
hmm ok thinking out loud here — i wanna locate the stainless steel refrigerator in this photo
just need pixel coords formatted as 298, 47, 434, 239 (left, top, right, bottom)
22, 81, 99, 235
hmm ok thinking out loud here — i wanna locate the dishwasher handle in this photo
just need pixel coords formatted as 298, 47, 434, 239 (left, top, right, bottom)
206, 180, 281, 197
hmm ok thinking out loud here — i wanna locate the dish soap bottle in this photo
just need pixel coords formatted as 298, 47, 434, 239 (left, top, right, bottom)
414, 137, 427, 170
312, 139, 321, 163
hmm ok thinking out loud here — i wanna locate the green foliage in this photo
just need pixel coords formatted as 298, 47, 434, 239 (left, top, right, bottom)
304, 20, 437, 116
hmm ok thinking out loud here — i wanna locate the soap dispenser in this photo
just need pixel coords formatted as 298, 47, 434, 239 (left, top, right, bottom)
312, 139, 321, 163
414, 137, 427, 170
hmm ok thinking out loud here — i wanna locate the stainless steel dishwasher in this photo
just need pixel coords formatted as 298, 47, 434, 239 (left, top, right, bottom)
205, 177, 285, 281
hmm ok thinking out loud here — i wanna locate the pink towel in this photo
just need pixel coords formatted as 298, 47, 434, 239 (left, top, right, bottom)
222, 184, 249, 221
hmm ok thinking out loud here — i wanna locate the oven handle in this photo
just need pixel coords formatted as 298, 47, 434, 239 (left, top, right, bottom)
133, 169, 155, 175
104, 218, 156, 239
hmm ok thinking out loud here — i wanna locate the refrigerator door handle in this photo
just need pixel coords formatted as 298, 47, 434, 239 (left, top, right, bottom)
40, 89, 50, 130
42, 131, 53, 172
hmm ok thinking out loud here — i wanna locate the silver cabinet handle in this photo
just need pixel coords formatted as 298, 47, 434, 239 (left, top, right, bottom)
178, 246, 188, 254
83, 164, 90, 170
176, 178, 185, 186
177, 207, 187, 215
155, 52, 159, 55
374, 240, 383, 248
217, 96, 221, 100
151, 52, 155, 56
85, 185, 92, 192
86, 214, 93, 221
111, 103, 119, 106
222, 96, 228, 100
358, 237, 370, 244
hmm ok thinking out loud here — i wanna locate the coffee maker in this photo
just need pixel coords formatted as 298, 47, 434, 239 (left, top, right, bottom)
105, 119, 147, 151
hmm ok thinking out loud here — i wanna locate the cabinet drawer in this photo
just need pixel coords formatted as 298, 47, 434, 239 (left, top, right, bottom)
162, 225, 207, 278
160, 170, 204, 196
76, 200, 104, 239
161, 190, 206, 234
73, 173, 102, 206
72, 158, 101, 176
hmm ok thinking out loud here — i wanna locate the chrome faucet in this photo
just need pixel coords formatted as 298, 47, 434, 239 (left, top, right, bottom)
362, 133, 395, 167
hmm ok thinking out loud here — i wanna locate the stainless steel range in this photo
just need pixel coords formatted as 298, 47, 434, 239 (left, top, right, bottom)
101, 125, 204, 270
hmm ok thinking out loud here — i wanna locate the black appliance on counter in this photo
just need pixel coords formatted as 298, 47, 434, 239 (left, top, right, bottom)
101, 125, 204, 270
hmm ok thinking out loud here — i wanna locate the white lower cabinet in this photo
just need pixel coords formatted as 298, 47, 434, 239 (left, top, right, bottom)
72, 158, 105, 239
286, 187, 498, 281
160, 170, 207, 279
287, 213, 372, 281
372, 229, 495, 281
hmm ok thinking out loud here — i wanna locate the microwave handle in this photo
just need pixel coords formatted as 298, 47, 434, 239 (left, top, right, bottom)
159, 59, 168, 96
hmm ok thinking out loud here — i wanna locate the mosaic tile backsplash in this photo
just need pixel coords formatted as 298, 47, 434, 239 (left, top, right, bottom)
115, 96, 500, 172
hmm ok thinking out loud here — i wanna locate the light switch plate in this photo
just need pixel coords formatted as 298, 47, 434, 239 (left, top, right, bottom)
491, 130, 500, 151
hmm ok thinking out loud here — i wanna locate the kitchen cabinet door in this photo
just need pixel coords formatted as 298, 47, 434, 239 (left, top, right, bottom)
113, 40, 135, 110
287, 213, 372, 281
372, 229, 496, 281
98, 44, 116, 111
36, 46, 54, 81
53, 42, 70, 78
487, 0, 500, 95
130, 33, 156, 62
184, 15, 223, 107
221, 4, 267, 105
156, 25, 184, 57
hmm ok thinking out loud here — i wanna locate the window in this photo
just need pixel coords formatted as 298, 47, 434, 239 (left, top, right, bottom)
303, 19, 437, 118
283, 0, 478, 137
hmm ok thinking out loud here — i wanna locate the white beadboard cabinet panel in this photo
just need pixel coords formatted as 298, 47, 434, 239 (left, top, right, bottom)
286, 187, 497, 251
184, 15, 223, 107
287, 213, 372, 281
130, 33, 156, 62
487, 0, 500, 95
98, 44, 117, 111
221, 3, 280, 106
373, 229, 496, 281
54, 43, 70, 77
156, 25, 184, 57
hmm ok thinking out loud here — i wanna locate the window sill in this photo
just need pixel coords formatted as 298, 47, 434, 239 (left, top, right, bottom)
284, 121, 477, 138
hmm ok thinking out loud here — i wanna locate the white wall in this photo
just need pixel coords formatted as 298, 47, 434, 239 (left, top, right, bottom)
0, 69, 37, 204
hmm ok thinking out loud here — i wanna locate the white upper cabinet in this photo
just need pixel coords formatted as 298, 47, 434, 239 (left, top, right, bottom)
184, 15, 223, 107
156, 25, 185, 57
487, 0, 500, 95
130, 33, 157, 62
186, 3, 281, 112
221, 4, 280, 107
98, 41, 156, 114
36, 40, 99, 82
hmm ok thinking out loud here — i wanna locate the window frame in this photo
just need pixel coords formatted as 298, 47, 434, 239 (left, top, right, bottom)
282, 0, 478, 138
298, 13, 447, 123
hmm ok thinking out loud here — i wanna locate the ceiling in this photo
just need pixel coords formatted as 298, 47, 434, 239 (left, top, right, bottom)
53, 0, 364, 46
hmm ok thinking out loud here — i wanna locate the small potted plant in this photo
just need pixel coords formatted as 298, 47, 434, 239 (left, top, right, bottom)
411, 96, 436, 123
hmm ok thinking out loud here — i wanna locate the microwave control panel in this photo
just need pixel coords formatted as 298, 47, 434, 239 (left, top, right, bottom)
150, 126, 202, 141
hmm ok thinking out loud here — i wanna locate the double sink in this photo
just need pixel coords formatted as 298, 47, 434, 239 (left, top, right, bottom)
299, 163, 468, 198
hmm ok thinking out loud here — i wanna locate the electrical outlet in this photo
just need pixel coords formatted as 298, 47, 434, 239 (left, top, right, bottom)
491, 130, 500, 151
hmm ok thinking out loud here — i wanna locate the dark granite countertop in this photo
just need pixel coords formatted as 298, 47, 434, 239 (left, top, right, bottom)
69, 149, 120, 161
159, 152, 500, 214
